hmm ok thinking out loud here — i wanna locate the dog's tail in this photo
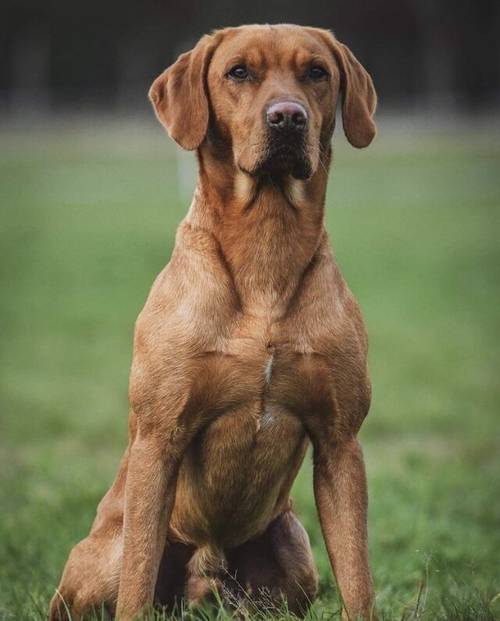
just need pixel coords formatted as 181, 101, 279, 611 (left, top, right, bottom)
186, 543, 227, 605
189, 543, 226, 576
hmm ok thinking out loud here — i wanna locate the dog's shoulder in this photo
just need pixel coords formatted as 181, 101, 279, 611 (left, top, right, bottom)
278, 234, 368, 355
130, 221, 240, 384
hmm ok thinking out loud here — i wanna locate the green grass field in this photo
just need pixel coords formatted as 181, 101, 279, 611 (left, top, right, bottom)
1, 117, 499, 621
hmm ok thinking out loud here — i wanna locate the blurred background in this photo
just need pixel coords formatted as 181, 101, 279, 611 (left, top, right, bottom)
1, 2, 500, 620
2, 0, 500, 115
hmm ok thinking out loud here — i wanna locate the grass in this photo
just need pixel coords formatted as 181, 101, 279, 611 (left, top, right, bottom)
1, 116, 499, 620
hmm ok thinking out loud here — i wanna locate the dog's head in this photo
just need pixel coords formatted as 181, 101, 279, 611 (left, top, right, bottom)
150, 24, 377, 180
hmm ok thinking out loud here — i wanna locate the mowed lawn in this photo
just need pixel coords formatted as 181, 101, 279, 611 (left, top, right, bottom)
1, 118, 499, 620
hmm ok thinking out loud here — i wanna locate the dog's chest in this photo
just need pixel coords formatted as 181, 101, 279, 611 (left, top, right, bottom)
181, 356, 307, 545
200, 340, 308, 454
202, 327, 333, 422
173, 327, 335, 546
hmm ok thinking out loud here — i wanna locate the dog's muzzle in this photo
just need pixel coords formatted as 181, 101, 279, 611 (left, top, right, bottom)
260, 100, 311, 179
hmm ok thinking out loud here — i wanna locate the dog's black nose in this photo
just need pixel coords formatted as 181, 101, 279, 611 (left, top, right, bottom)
266, 101, 308, 131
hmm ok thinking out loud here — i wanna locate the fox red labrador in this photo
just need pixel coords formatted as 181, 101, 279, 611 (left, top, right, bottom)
50, 23, 378, 621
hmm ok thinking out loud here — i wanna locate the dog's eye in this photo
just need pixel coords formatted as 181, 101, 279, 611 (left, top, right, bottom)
308, 65, 329, 81
227, 64, 249, 81
227, 65, 249, 81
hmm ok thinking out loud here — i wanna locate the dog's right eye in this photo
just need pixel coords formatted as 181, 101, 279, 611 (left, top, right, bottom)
308, 65, 329, 81
227, 65, 249, 81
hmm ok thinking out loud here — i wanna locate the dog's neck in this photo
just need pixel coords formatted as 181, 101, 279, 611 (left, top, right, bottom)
185, 148, 331, 316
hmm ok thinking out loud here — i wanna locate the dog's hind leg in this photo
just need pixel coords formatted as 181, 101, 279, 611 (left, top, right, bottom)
49, 525, 122, 620
227, 509, 319, 617
49, 437, 131, 620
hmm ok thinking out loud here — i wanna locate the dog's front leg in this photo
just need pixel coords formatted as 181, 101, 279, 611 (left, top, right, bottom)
313, 436, 377, 621
115, 427, 184, 621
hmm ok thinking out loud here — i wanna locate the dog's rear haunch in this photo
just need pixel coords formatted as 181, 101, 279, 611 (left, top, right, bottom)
50, 24, 378, 621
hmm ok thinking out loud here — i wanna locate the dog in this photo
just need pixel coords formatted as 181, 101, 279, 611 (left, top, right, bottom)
49, 23, 378, 621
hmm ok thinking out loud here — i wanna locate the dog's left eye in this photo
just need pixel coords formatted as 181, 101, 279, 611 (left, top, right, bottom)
308, 65, 329, 81
227, 65, 250, 81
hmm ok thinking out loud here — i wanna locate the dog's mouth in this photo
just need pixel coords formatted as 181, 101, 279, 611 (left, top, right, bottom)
237, 131, 314, 181
251, 133, 311, 180
260, 143, 312, 180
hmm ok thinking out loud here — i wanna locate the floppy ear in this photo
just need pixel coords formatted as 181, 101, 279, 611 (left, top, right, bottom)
149, 34, 219, 150
333, 41, 377, 148
313, 30, 377, 148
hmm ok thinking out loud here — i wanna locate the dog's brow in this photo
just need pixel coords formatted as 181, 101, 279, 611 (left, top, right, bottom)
220, 40, 267, 67
292, 47, 326, 64
222, 56, 246, 71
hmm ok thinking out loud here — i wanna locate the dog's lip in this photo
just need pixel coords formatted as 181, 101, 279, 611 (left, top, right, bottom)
264, 149, 298, 166
261, 142, 311, 177
264, 141, 305, 165
237, 137, 312, 179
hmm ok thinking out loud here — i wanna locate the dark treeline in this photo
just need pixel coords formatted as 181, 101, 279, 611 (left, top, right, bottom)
2, 0, 499, 114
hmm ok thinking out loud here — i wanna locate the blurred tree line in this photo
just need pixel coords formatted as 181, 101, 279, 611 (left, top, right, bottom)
2, 0, 499, 115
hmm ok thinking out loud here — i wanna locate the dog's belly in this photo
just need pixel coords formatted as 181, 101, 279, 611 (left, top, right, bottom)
170, 400, 307, 548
